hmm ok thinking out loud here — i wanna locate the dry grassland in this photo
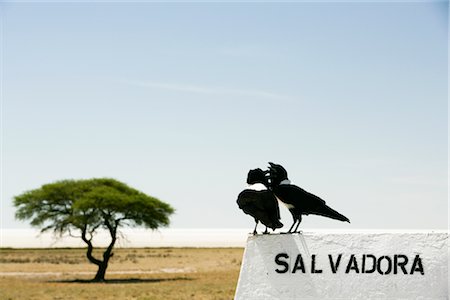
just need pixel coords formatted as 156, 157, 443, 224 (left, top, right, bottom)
0, 248, 244, 300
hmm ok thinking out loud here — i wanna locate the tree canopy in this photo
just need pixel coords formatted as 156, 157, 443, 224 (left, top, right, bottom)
14, 178, 174, 281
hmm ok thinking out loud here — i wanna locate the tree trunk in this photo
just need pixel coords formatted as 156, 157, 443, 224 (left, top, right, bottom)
93, 248, 113, 282
93, 261, 108, 282
91, 238, 115, 282
81, 225, 116, 282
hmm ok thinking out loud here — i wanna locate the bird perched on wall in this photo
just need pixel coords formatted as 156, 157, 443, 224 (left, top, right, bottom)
237, 168, 283, 234
268, 162, 350, 233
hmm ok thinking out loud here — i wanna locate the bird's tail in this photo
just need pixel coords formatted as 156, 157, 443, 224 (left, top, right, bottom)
257, 215, 284, 230
273, 220, 283, 229
314, 205, 350, 223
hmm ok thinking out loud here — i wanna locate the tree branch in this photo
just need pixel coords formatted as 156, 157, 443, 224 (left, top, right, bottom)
81, 226, 102, 266
68, 228, 81, 238
102, 219, 117, 261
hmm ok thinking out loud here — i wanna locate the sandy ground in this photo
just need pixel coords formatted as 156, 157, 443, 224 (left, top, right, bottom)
0, 247, 244, 300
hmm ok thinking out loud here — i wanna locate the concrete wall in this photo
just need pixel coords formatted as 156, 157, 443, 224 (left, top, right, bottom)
235, 231, 448, 299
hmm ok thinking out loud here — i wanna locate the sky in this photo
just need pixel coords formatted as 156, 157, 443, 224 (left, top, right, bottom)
1, 1, 448, 231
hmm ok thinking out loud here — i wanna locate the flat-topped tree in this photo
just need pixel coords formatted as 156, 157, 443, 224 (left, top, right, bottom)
14, 178, 174, 281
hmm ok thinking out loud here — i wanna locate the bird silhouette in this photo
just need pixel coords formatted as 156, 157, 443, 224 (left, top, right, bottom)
237, 168, 283, 234
268, 162, 350, 233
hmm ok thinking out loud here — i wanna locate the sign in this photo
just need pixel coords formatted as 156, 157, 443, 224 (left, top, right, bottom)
235, 231, 448, 299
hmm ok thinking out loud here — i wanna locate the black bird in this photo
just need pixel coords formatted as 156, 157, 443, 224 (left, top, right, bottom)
268, 162, 350, 233
237, 168, 283, 234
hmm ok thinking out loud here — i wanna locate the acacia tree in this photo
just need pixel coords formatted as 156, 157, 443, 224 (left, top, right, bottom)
14, 178, 174, 281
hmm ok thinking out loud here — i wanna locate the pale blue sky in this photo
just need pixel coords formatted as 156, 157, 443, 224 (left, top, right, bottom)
1, 2, 448, 230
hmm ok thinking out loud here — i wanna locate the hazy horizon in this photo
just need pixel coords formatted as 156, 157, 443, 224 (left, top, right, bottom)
2, 228, 447, 248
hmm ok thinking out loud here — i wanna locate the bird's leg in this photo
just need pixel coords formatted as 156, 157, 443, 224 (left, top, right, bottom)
287, 218, 297, 234
294, 215, 302, 233
263, 227, 269, 234
253, 220, 259, 235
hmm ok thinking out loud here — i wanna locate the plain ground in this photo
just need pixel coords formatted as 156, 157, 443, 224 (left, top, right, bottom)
0, 247, 244, 300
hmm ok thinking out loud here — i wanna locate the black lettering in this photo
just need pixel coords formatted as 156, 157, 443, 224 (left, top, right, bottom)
328, 254, 342, 273
345, 254, 360, 273
311, 254, 323, 273
292, 254, 305, 273
410, 255, 424, 275
377, 256, 392, 275
363, 254, 376, 273
394, 255, 408, 274
275, 253, 289, 274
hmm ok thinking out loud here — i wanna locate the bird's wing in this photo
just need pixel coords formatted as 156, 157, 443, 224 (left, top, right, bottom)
237, 190, 282, 228
275, 185, 349, 222
275, 184, 326, 211
237, 190, 267, 211
260, 191, 281, 219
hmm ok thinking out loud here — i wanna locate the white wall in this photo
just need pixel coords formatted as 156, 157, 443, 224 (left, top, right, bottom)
235, 231, 448, 299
